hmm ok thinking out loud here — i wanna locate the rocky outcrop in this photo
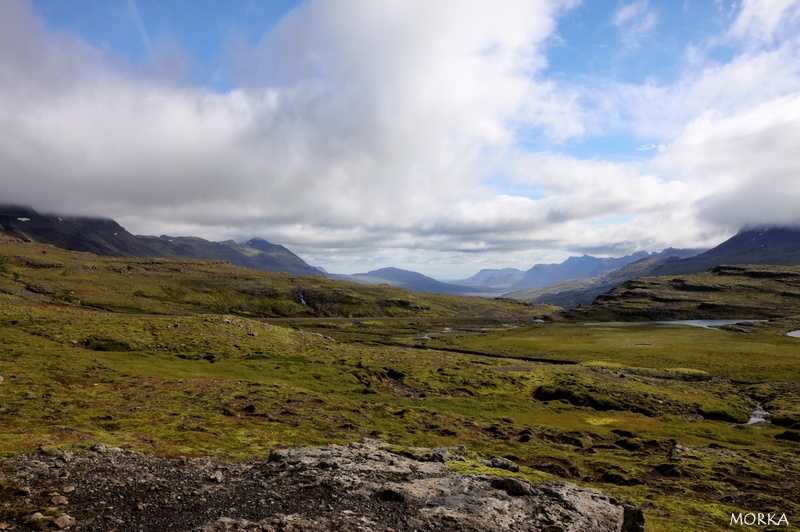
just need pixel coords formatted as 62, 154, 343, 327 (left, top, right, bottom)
0, 440, 644, 531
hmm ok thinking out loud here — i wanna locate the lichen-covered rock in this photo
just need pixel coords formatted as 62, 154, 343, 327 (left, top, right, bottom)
1, 440, 644, 531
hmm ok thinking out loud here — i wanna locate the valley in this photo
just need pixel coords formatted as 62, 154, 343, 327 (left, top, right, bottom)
0, 236, 798, 530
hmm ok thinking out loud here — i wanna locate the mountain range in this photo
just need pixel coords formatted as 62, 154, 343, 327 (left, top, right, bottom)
3, 205, 799, 306
650, 226, 800, 275
507, 226, 800, 308
0, 205, 321, 276
457, 249, 704, 293
329, 267, 482, 295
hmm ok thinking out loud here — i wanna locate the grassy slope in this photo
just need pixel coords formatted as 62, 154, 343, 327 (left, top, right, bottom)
0, 236, 550, 319
569, 264, 800, 321
1, 237, 799, 531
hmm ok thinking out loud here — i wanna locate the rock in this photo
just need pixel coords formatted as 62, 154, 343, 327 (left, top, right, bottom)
1, 440, 644, 531
623, 505, 647, 532
491, 477, 534, 496
54, 514, 75, 529
51, 494, 69, 505
90, 442, 107, 453
483, 456, 520, 472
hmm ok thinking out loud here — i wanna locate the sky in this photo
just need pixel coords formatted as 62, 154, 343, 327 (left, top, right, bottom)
2, 0, 800, 279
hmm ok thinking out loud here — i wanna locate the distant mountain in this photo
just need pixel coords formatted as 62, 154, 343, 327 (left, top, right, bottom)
505, 258, 660, 308
504, 248, 705, 308
331, 267, 482, 295
651, 226, 800, 276
459, 250, 703, 293
456, 268, 522, 290
508, 253, 651, 292
527, 226, 800, 311
0, 205, 321, 276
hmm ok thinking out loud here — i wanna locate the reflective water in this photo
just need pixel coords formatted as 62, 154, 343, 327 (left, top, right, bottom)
655, 319, 765, 329
787, 329, 800, 338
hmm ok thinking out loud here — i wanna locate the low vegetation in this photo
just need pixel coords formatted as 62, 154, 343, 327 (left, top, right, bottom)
568, 264, 800, 320
1, 236, 799, 531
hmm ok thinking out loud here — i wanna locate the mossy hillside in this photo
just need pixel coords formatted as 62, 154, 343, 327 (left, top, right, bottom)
2, 238, 799, 530
2, 304, 799, 530
569, 264, 800, 321
0, 237, 551, 318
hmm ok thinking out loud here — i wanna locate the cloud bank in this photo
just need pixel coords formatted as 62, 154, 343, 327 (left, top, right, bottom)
1, 0, 799, 277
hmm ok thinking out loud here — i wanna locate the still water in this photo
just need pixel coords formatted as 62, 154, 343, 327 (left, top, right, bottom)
654, 319, 765, 329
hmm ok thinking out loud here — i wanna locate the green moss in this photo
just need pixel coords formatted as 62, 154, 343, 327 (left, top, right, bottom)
446, 459, 556, 484
699, 406, 748, 424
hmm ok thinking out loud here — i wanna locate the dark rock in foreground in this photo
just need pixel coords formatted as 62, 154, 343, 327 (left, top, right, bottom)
1, 440, 644, 531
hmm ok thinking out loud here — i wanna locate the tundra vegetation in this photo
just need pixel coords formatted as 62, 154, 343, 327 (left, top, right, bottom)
0, 235, 798, 531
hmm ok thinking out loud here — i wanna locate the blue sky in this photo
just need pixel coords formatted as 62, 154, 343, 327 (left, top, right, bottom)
4, 0, 800, 278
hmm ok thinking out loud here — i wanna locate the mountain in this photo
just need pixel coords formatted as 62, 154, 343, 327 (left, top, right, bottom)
0, 205, 321, 276
652, 226, 800, 276
330, 267, 482, 295
0, 204, 164, 258
508, 253, 650, 292
505, 248, 705, 308
557, 226, 800, 318
136, 235, 321, 275
456, 268, 522, 290
459, 250, 703, 293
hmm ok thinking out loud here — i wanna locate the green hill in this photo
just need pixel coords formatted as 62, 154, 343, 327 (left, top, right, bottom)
0, 205, 321, 276
0, 235, 546, 319
568, 264, 800, 321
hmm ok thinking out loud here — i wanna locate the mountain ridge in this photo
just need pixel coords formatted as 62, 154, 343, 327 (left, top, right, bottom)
458, 249, 703, 293
330, 267, 482, 295
651, 226, 800, 276
505, 227, 800, 308
0, 205, 321, 276
504, 248, 706, 308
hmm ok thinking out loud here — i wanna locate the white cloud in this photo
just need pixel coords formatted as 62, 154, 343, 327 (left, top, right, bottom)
656, 94, 800, 229
612, 1, 658, 47
726, 0, 800, 47
0, 0, 590, 272
1, 0, 800, 277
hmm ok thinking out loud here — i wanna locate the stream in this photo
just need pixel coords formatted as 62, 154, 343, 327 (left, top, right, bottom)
747, 405, 770, 424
